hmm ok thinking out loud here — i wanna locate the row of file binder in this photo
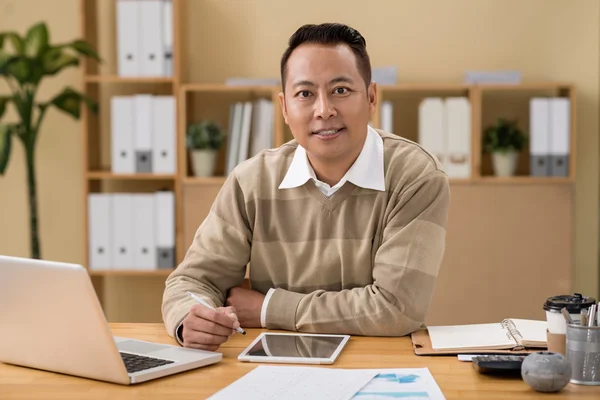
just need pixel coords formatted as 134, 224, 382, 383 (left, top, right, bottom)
111, 94, 176, 174
225, 99, 275, 175
418, 97, 472, 179
529, 98, 571, 177
116, 0, 173, 77
88, 191, 175, 271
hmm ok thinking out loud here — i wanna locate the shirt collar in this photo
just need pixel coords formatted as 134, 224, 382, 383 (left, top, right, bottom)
279, 125, 385, 192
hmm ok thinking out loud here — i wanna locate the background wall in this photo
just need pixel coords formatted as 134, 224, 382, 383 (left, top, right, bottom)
1, 0, 599, 306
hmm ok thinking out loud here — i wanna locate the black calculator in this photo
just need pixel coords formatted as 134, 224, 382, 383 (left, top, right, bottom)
471, 355, 527, 375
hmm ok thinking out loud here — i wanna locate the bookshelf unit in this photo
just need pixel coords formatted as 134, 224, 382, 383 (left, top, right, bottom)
79, 0, 576, 323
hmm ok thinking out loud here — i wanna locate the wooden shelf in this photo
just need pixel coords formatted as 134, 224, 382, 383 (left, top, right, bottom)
474, 82, 573, 91
183, 176, 228, 185
181, 83, 278, 93
87, 171, 176, 180
379, 83, 470, 92
475, 176, 574, 184
88, 269, 175, 277
84, 75, 174, 84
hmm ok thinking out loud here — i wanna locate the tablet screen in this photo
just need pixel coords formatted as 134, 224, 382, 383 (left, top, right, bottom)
244, 334, 346, 359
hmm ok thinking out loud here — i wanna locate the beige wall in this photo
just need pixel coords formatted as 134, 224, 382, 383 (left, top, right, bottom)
1, 0, 599, 304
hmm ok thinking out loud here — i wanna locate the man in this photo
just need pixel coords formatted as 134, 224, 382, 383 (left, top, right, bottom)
162, 22, 450, 351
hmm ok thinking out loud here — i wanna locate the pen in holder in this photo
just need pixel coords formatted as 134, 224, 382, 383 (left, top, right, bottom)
565, 323, 600, 385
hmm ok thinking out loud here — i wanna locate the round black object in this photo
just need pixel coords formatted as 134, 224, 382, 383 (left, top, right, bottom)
543, 293, 596, 314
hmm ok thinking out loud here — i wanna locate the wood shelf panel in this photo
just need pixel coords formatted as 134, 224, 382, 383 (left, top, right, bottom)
183, 176, 228, 185
88, 269, 175, 276
87, 171, 176, 180
85, 75, 174, 84
181, 83, 278, 93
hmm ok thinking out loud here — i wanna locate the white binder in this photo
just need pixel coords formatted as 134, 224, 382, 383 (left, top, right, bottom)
445, 97, 471, 178
162, 0, 173, 76
237, 101, 253, 164
110, 194, 134, 270
418, 98, 446, 168
154, 191, 175, 269
134, 94, 153, 173
88, 194, 111, 270
111, 96, 135, 174
380, 101, 393, 133
529, 98, 551, 176
226, 102, 244, 175
132, 194, 156, 270
140, 0, 165, 76
549, 98, 570, 177
152, 95, 176, 174
116, 0, 141, 76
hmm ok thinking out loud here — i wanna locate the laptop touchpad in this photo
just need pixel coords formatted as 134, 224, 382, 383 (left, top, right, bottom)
117, 340, 169, 355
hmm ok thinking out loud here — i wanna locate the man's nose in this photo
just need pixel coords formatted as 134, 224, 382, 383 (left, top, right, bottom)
314, 94, 336, 120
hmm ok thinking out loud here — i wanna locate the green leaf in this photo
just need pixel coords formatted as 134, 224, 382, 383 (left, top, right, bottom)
0, 32, 24, 54
42, 47, 79, 75
0, 124, 13, 175
24, 22, 49, 57
5, 57, 32, 84
49, 87, 98, 119
0, 96, 11, 119
0, 49, 13, 72
68, 39, 101, 62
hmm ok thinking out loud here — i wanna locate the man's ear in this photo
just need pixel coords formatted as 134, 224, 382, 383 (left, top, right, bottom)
368, 82, 377, 114
278, 91, 288, 124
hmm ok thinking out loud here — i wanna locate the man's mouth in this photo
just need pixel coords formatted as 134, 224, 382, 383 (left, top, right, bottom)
312, 127, 345, 136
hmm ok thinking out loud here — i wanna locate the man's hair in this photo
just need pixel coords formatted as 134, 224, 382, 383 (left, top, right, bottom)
280, 23, 372, 92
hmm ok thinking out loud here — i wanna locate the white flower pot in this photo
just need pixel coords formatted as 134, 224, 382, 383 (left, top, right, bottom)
492, 151, 519, 177
190, 149, 217, 177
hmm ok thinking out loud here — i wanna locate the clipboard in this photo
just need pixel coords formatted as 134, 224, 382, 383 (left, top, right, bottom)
410, 328, 538, 356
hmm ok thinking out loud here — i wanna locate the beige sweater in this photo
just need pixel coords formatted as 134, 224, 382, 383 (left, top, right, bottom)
162, 130, 450, 338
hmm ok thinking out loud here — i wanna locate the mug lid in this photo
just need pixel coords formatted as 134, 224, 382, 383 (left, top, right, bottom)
544, 293, 597, 313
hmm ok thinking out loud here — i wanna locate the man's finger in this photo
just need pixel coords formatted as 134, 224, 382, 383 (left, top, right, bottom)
183, 341, 220, 352
191, 304, 236, 328
185, 316, 235, 337
183, 329, 229, 346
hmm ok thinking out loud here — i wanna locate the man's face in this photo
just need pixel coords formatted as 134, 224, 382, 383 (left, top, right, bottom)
279, 43, 376, 164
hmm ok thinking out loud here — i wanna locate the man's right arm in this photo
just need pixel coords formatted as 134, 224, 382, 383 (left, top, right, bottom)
162, 173, 252, 341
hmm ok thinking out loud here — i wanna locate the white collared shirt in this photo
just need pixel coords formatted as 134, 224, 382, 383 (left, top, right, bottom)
259, 125, 386, 327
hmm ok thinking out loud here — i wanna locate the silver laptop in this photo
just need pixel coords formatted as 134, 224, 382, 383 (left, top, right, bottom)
0, 255, 222, 385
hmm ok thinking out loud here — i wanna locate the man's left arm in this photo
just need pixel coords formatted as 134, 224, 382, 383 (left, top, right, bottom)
263, 169, 450, 336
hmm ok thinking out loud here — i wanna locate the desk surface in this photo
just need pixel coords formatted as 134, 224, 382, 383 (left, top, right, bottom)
0, 323, 598, 399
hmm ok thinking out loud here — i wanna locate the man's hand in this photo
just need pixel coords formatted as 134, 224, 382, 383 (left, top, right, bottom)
225, 287, 266, 328
181, 304, 240, 351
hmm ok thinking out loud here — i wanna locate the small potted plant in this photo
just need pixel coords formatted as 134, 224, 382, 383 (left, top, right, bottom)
483, 118, 527, 177
186, 120, 224, 177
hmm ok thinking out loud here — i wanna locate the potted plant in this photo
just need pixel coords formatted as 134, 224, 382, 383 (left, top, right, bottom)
186, 120, 224, 177
483, 118, 527, 177
0, 22, 100, 259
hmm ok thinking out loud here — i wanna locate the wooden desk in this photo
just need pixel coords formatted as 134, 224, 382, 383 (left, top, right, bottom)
0, 323, 598, 399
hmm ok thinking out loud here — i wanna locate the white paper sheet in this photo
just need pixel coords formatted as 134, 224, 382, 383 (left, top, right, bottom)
208, 365, 378, 400
351, 368, 446, 400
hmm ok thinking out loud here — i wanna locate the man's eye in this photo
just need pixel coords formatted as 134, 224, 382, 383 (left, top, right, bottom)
334, 87, 348, 94
297, 91, 310, 98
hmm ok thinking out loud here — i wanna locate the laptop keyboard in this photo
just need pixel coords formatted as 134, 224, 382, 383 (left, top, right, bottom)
120, 351, 175, 374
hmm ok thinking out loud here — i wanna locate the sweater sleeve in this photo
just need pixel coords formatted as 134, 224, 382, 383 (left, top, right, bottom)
161, 173, 252, 339
264, 169, 450, 336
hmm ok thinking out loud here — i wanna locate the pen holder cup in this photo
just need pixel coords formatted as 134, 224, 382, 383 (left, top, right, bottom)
566, 324, 600, 385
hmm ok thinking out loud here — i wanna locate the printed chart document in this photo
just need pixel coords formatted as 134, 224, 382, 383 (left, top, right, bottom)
208, 366, 445, 400
351, 368, 446, 400
208, 366, 377, 400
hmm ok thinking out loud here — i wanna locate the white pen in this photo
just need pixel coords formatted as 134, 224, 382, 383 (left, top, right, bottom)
187, 291, 246, 335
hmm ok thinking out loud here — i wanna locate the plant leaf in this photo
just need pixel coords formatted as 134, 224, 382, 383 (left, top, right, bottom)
0, 124, 13, 175
0, 96, 11, 119
0, 49, 14, 73
49, 87, 98, 119
0, 32, 24, 54
5, 56, 32, 84
42, 47, 79, 75
68, 39, 101, 62
24, 22, 49, 57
